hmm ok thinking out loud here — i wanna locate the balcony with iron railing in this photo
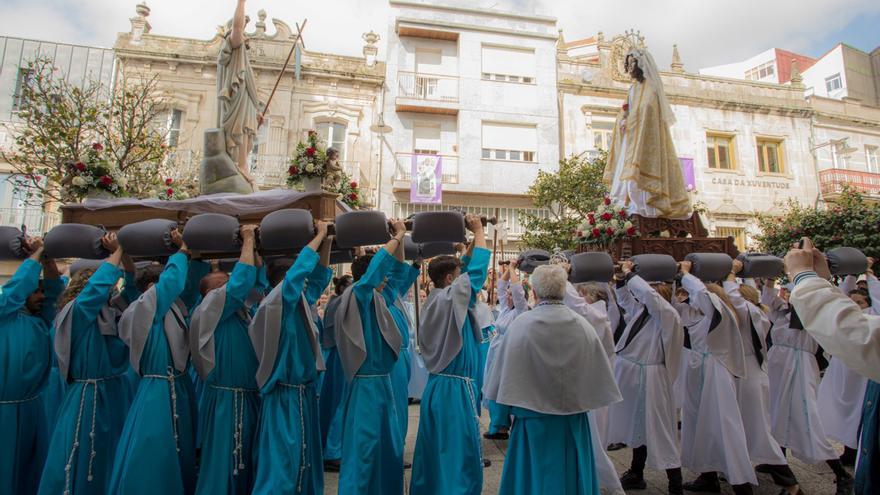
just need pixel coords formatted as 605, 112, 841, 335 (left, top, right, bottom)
393, 153, 459, 185
396, 71, 460, 115
392, 202, 551, 242
819, 168, 880, 200
251, 154, 289, 187
0, 207, 59, 234
251, 154, 375, 204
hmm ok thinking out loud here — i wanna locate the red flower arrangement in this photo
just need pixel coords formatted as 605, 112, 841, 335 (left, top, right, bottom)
574, 197, 639, 250
287, 130, 329, 187
65, 143, 126, 199
330, 172, 363, 209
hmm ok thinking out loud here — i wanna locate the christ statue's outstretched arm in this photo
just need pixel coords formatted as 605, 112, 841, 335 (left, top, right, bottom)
231, 0, 246, 49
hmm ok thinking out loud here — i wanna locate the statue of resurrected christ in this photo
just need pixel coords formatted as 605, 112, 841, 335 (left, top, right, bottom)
217, 0, 263, 187
603, 48, 692, 219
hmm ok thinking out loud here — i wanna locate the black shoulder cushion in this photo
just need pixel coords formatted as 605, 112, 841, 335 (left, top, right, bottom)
259, 209, 315, 254
826, 247, 868, 276
685, 253, 733, 283
631, 254, 678, 282
183, 213, 241, 254
330, 249, 354, 265
403, 235, 420, 261
569, 252, 615, 283
737, 253, 784, 280
518, 249, 551, 274
420, 241, 457, 259
411, 211, 467, 244
0, 226, 28, 260
404, 234, 456, 261
335, 210, 390, 248
118, 219, 178, 257
44, 224, 109, 260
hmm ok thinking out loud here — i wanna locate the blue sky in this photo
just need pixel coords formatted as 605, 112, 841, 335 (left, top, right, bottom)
0, 0, 877, 69
810, 11, 879, 56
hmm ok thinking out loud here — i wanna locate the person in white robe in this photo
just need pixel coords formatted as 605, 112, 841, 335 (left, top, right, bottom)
723, 263, 802, 495
563, 279, 623, 495
818, 266, 878, 466
785, 238, 880, 494
483, 261, 528, 440
762, 278, 854, 494
607, 264, 684, 494
404, 286, 430, 402
674, 264, 756, 494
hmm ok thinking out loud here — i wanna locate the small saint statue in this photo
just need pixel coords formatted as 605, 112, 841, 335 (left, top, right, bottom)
216, 0, 263, 187
603, 48, 692, 219
324, 148, 344, 189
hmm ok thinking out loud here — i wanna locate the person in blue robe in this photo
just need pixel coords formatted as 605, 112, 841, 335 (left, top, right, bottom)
319, 275, 353, 471
410, 215, 490, 495
333, 220, 408, 495
39, 233, 137, 495
116, 265, 145, 396
383, 241, 420, 451
189, 225, 261, 494
484, 264, 622, 495
306, 264, 328, 396
109, 230, 198, 494
250, 223, 332, 495
183, 258, 212, 413
0, 237, 62, 494
41, 269, 71, 431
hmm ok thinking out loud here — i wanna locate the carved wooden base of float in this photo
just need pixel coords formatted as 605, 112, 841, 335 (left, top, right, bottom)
578, 214, 739, 261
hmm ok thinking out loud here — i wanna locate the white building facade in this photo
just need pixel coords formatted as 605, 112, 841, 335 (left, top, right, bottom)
113, 4, 385, 204
380, 0, 559, 246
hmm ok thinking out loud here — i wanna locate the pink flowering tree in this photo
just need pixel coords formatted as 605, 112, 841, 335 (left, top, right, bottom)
1, 57, 171, 203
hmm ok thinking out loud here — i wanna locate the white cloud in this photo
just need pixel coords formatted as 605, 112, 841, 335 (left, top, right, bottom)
0, 0, 877, 69
545, 0, 880, 68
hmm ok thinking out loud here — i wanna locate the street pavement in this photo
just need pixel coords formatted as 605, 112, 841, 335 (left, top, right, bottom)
325, 402, 846, 494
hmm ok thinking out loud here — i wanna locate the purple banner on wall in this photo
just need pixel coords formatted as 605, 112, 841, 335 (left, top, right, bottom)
679, 157, 696, 192
411, 154, 443, 204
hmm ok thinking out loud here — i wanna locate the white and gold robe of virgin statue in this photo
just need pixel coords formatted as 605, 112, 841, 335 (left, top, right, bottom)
603, 80, 692, 219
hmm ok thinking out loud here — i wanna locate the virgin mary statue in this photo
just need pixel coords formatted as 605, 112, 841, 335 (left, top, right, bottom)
603, 48, 692, 219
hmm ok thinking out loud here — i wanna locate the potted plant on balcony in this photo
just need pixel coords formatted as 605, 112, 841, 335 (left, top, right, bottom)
64, 143, 127, 200
574, 197, 639, 257
287, 130, 330, 193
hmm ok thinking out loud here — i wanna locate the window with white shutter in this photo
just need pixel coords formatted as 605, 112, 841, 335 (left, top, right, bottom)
481, 122, 537, 162
481, 45, 536, 84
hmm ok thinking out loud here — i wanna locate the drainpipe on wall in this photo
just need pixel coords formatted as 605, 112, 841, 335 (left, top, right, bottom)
557, 89, 565, 164
808, 110, 823, 209
372, 82, 387, 213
